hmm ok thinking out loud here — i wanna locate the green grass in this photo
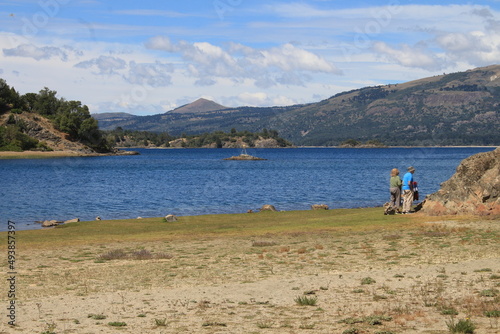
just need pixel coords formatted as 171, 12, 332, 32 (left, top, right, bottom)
6, 207, 448, 249
294, 295, 318, 306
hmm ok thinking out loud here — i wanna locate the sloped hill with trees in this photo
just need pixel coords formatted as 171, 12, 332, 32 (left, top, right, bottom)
0, 79, 111, 153
105, 127, 292, 148
96, 65, 500, 146
270, 65, 500, 146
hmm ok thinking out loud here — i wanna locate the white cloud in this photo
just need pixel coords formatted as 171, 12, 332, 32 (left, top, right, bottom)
144, 36, 177, 52
3, 43, 70, 61
125, 61, 174, 87
372, 42, 443, 70
145, 36, 342, 87
237, 92, 296, 107
75, 55, 127, 75
435, 30, 500, 66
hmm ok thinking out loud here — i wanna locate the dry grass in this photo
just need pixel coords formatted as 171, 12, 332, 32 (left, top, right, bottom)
1, 209, 498, 333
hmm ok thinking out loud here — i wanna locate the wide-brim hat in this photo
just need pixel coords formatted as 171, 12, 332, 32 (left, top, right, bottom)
407, 166, 415, 172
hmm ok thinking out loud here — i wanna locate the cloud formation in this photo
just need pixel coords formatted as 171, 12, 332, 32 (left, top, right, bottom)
146, 36, 342, 87
373, 42, 443, 70
126, 61, 174, 87
3, 44, 72, 61
75, 56, 127, 75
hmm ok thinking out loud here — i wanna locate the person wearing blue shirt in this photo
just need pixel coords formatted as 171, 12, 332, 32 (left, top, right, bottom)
402, 166, 415, 214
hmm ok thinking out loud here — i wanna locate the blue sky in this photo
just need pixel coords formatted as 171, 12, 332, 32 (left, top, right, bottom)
1, 0, 500, 115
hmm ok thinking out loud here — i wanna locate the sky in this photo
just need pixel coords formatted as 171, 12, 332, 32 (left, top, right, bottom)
1, 0, 500, 115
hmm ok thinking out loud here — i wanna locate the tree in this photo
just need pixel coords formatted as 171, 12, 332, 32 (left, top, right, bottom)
33, 87, 60, 116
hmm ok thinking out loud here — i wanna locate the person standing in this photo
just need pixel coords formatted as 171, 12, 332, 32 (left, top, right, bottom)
402, 166, 415, 214
389, 168, 402, 213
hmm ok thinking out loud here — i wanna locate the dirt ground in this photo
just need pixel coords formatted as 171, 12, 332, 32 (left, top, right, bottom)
2, 219, 499, 334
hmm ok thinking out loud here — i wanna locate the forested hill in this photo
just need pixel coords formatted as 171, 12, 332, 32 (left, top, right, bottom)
0, 79, 110, 153
96, 65, 500, 146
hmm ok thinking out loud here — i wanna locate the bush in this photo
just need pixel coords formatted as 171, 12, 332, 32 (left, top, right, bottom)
294, 295, 318, 306
446, 318, 475, 333
361, 277, 376, 285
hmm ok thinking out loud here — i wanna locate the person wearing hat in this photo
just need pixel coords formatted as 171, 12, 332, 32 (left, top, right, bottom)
402, 166, 415, 214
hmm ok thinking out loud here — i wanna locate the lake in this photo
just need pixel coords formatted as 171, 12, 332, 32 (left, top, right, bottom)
0, 147, 494, 231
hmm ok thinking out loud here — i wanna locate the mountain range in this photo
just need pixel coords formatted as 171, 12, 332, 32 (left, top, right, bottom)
94, 65, 500, 146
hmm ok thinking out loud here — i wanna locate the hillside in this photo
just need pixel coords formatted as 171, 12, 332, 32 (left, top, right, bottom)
273, 65, 500, 146
0, 79, 114, 154
96, 65, 500, 146
0, 112, 96, 153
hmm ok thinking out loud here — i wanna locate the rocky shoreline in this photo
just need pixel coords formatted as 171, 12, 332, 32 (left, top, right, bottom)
0, 149, 139, 159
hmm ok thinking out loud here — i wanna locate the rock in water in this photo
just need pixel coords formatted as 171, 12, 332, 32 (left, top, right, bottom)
223, 154, 266, 160
421, 147, 500, 216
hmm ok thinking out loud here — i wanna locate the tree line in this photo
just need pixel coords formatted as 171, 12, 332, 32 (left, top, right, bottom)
106, 127, 292, 148
0, 78, 109, 152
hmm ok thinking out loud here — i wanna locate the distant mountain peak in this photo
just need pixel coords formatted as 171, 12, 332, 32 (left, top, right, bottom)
170, 98, 227, 114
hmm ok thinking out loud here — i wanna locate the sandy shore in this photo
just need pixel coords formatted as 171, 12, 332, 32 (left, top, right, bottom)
2, 217, 498, 333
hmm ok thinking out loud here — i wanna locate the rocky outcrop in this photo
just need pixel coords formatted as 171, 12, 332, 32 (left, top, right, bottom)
11, 113, 95, 153
420, 147, 500, 216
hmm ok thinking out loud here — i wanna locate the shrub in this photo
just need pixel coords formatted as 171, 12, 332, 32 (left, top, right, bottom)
446, 318, 475, 333
294, 295, 318, 306
485, 310, 500, 317
108, 322, 127, 327
479, 289, 498, 297
131, 249, 153, 260
252, 240, 276, 247
154, 318, 167, 326
88, 313, 106, 320
361, 277, 376, 285
97, 249, 127, 261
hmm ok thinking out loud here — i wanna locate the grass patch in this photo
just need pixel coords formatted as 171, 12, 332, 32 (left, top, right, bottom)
479, 289, 498, 297
154, 318, 167, 326
9, 208, 426, 249
108, 321, 127, 327
446, 318, 475, 333
361, 277, 376, 285
202, 321, 227, 327
294, 295, 318, 306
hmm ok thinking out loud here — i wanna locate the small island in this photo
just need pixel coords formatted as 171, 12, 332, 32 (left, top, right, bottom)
223, 153, 267, 161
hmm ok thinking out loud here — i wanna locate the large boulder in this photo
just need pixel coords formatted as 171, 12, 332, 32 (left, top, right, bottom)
41, 220, 63, 227
420, 147, 500, 216
165, 215, 178, 222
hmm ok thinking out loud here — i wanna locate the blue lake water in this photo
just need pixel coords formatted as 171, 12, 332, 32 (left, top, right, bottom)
0, 147, 495, 231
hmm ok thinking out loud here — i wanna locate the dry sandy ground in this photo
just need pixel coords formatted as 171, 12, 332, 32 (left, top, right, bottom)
2, 219, 499, 334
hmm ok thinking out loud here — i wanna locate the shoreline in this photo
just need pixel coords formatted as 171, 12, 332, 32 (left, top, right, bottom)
0, 146, 496, 159
0, 149, 138, 159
